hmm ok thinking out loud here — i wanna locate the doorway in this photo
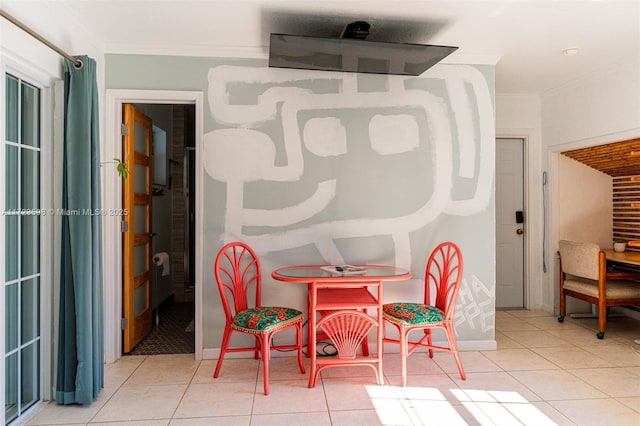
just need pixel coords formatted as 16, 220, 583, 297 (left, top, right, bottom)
122, 103, 196, 355
495, 138, 525, 309
102, 89, 204, 363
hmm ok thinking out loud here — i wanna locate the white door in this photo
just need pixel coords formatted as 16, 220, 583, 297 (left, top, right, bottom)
496, 138, 525, 308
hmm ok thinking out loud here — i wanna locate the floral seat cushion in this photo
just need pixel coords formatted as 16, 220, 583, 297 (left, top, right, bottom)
232, 306, 303, 334
383, 303, 445, 325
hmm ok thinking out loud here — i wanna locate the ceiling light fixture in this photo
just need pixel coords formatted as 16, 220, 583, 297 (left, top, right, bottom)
562, 47, 579, 56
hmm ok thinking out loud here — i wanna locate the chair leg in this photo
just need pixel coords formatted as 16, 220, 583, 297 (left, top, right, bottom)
400, 326, 408, 387
254, 336, 261, 359
306, 285, 313, 358
361, 336, 370, 357
425, 329, 434, 359
214, 325, 233, 378
445, 323, 466, 380
360, 309, 370, 356
558, 290, 566, 323
261, 334, 271, 395
597, 300, 607, 339
296, 321, 306, 374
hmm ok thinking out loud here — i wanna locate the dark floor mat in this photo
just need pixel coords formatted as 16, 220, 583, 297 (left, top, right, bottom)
127, 302, 195, 355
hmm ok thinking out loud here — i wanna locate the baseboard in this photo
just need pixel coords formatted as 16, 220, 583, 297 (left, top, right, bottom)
614, 306, 640, 320
570, 312, 624, 319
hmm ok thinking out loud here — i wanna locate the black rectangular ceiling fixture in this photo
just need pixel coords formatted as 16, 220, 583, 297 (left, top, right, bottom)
269, 33, 458, 76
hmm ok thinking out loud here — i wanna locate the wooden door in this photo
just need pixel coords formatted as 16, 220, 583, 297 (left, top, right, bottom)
122, 104, 153, 352
496, 138, 525, 309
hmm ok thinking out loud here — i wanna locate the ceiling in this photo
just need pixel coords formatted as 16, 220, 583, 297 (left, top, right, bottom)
562, 138, 640, 177
8, 1, 640, 95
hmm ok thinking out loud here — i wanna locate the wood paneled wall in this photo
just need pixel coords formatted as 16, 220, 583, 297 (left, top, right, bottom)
613, 176, 640, 251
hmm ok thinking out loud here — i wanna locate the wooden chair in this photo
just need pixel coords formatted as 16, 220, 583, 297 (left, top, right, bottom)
382, 242, 465, 387
557, 240, 640, 339
213, 241, 305, 395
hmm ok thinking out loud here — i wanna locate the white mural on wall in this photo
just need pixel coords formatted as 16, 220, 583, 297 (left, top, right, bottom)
203, 65, 495, 273
456, 276, 495, 333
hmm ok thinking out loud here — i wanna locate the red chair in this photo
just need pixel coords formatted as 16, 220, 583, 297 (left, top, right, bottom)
383, 242, 466, 386
309, 310, 379, 387
213, 242, 305, 395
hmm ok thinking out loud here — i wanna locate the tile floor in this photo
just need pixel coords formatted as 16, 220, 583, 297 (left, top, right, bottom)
27, 310, 640, 425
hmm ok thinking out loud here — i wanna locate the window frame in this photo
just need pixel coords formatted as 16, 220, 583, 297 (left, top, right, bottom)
2, 60, 54, 425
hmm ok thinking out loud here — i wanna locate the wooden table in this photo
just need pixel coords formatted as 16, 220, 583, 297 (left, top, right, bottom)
271, 265, 412, 387
603, 249, 640, 267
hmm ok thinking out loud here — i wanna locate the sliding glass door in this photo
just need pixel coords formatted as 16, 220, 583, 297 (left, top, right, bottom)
4, 74, 41, 425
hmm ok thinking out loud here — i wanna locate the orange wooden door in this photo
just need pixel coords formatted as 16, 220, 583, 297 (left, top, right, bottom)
122, 104, 153, 353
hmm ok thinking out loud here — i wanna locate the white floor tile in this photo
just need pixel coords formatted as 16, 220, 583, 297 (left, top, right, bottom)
381, 352, 446, 377
329, 409, 391, 426
582, 343, 640, 367
495, 331, 524, 349
501, 330, 575, 348
431, 350, 502, 375
91, 420, 170, 426
322, 377, 384, 411
92, 384, 186, 422
531, 346, 613, 369
551, 398, 640, 425
25, 311, 640, 425
480, 348, 559, 371
193, 358, 258, 384
169, 416, 250, 425
509, 370, 607, 401
616, 396, 640, 413
251, 411, 331, 426
402, 398, 485, 426
451, 371, 543, 403
27, 400, 104, 425
251, 379, 327, 414
568, 367, 640, 398
124, 354, 199, 386
172, 382, 255, 418
256, 355, 309, 381
389, 373, 462, 402
495, 316, 540, 332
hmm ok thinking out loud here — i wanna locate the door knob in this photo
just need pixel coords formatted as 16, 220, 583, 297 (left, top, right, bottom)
516, 228, 524, 235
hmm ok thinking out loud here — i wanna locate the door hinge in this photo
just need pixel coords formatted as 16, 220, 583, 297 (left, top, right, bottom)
121, 123, 129, 136
121, 318, 129, 330
121, 220, 129, 232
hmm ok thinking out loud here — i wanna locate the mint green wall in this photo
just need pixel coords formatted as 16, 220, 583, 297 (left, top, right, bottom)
106, 54, 496, 349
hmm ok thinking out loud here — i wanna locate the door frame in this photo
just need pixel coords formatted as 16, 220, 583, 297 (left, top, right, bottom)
104, 89, 204, 362
546, 127, 640, 317
496, 129, 538, 310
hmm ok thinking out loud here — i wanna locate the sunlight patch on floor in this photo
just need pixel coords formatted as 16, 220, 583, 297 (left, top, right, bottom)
367, 385, 555, 426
